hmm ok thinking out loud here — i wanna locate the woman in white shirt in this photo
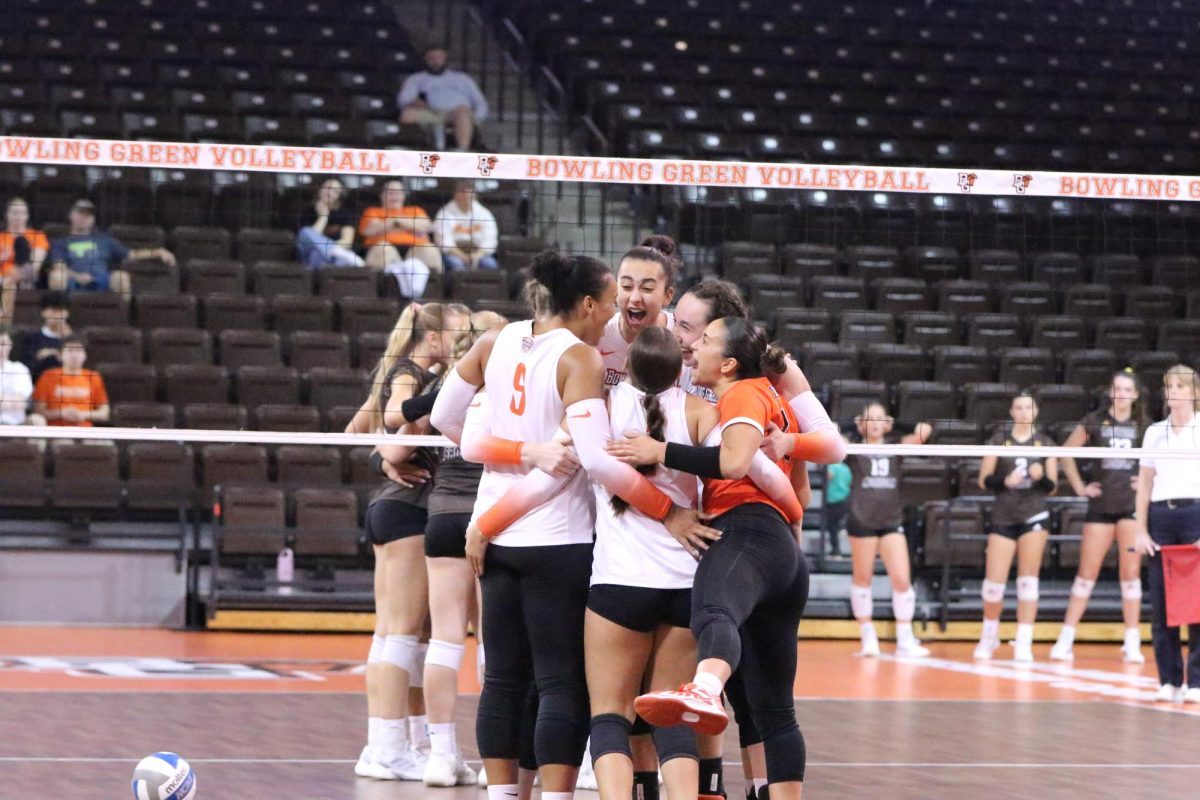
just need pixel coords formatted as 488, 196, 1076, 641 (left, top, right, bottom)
0, 330, 39, 426
1133, 364, 1200, 704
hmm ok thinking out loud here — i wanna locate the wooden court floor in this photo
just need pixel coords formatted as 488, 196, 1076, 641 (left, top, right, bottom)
2, 627, 1199, 799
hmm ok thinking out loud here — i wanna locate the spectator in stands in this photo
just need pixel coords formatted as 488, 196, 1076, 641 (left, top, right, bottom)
398, 45, 489, 151
0, 329, 44, 426
295, 177, 366, 270
46, 199, 175, 297
21, 291, 72, 382
431, 181, 499, 272
32, 335, 109, 427
358, 180, 441, 297
1, 197, 49, 325
1133, 364, 1200, 704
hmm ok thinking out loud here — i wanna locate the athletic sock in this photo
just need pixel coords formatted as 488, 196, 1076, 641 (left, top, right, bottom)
408, 714, 429, 752
488, 785, 520, 800
895, 621, 916, 646
367, 717, 382, 749
753, 777, 769, 797
541, 793, 574, 800
378, 718, 409, 758
981, 617, 1000, 643
633, 770, 660, 800
745, 787, 758, 800
693, 671, 724, 697
1057, 624, 1076, 647
698, 756, 725, 796
429, 722, 457, 756
1015, 623, 1034, 650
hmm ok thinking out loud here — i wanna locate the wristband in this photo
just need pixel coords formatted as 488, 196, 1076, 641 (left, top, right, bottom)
369, 450, 387, 478
983, 473, 1007, 492
663, 442, 724, 480
1034, 475, 1055, 493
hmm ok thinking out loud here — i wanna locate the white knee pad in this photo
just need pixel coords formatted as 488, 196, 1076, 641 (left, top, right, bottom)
368, 634, 385, 664
981, 579, 1006, 604
425, 639, 466, 671
1121, 579, 1143, 601
1016, 576, 1040, 603
891, 587, 916, 624
410, 643, 428, 688
850, 585, 873, 620
1070, 576, 1096, 600
382, 634, 419, 673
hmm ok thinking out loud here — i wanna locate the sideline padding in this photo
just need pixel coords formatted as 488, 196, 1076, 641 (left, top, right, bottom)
4, 135, 1200, 200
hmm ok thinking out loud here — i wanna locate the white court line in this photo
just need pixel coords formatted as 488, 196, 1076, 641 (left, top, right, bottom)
2, 757, 1199, 769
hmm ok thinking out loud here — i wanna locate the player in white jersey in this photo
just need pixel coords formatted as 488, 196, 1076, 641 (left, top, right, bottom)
598, 235, 680, 389
431, 250, 716, 800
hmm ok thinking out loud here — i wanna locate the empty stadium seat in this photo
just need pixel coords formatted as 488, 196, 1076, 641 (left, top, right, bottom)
829, 379, 888, 422
863, 343, 927, 384
966, 313, 1023, 349
0, 440, 47, 509
183, 403, 249, 431
236, 228, 295, 264
287, 331, 351, 372
902, 311, 960, 349
936, 279, 993, 315
963, 382, 1021, 426
70, 293, 129, 328
899, 457, 954, 505
135, 295, 198, 330
338, 297, 398, 337
1032, 384, 1090, 426
125, 442, 196, 513
747, 275, 806, 319
50, 443, 122, 512
218, 330, 282, 370
304, 367, 367, 409
270, 296, 334, 333
932, 345, 994, 385
1061, 349, 1118, 390
147, 328, 212, 368
163, 364, 229, 407
1093, 317, 1151, 355
218, 485, 286, 556
1029, 316, 1087, 351
112, 402, 175, 430
293, 488, 361, 558
780, 243, 839, 280
186, 260, 247, 297
798, 342, 861, 391
202, 294, 268, 331
235, 366, 301, 408
720, 242, 778, 282
998, 348, 1057, 387
810, 276, 867, 316
252, 261, 312, 296
839, 311, 897, 346
95, 363, 158, 404
872, 278, 932, 315
999, 282, 1057, 318
317, 267, 377, 301
276, 446, 342, 486
82, 327, 143, 365
254, 404, 321, 432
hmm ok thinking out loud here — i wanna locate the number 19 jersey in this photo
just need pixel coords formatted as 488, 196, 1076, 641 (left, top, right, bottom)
473, 321, 595, 547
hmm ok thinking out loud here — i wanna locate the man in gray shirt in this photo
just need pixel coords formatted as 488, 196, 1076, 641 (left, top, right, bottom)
398, 46, 489, 151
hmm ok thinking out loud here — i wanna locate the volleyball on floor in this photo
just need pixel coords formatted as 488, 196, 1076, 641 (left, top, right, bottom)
131, 752, 196, 800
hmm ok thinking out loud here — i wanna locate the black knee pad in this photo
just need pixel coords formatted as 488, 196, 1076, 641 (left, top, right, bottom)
535, 690, 591, 766
633, 771, 661, 800
630, 713, 653, 737
756, 709, 805, 785
651, 723, 697, 764
476, 676, 531, 760
518, 686, 539, 771
589, 713, 633, 761
699, 756, 726, 797
725, 673, 762, 747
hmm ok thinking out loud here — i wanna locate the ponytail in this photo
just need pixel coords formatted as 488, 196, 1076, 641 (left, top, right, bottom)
611, 391, 666, 517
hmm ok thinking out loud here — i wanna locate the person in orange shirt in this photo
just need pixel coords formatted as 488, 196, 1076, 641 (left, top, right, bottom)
32, 336, 110, 427
0, 197, 50, 326
360, 180, 442, 270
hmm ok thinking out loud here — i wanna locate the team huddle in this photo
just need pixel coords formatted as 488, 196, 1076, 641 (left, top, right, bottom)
348, 236, 845, 800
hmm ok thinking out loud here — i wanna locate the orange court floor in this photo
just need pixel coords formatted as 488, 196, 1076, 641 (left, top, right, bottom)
2, 626, 1199, 799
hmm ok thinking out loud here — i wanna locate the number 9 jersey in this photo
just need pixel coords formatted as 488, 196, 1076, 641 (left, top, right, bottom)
473, 320, 596, 547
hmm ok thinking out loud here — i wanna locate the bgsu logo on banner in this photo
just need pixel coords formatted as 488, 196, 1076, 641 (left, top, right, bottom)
1013, 174, 1033, 193
957, 172, 977, 192
478, 155, 499, 177
420, 153, 440, 174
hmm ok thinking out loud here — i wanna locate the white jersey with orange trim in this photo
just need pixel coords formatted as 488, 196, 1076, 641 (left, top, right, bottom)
473, 320, 595, 547
598, 311, 674, 389
591, 382, 698, 589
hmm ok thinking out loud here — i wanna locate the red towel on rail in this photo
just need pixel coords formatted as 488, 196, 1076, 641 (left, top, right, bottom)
1162, 545, 1200, 627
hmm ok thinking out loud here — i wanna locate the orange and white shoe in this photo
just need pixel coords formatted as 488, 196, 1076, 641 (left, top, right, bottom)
634, 683, 728, 736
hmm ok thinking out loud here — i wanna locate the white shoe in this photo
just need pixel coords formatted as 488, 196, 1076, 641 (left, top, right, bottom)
1122, 634, 1145, 664
858, 627, 881, 657
575, 748, 598, 790
1155, 683, 1179, 702
1184, 687, 1200, 705
973, 637, 999, 660
355, 746, 385, 779
1049, 639, 1074, 662
476, 764, 488, 787
1012, 643, 1035, 663
376, 748, 426, 781
424, 751, 478, 787
894, 639, 930, 658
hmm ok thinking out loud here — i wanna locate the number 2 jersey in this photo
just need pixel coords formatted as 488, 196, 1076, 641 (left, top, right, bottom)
986, 429, 1056, 527
472, 320, 595, 547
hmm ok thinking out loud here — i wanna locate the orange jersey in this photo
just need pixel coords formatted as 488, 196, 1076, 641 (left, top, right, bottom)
702, 377, 799, 520
358, 205, 431, 248
0, 230, 49, 275
32, 368, 109, 426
